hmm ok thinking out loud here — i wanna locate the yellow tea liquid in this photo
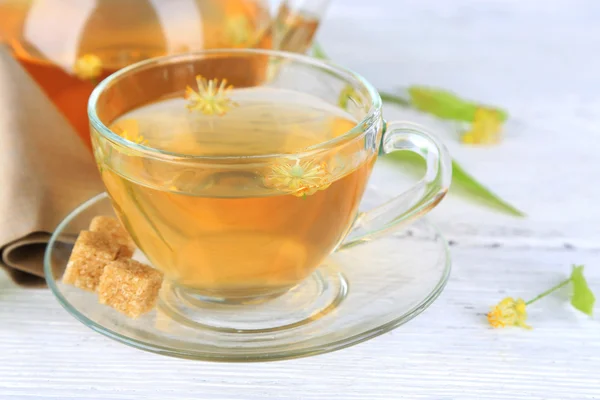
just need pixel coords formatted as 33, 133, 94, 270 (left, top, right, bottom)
98, 88, 375, 298
0, 0, 323, 150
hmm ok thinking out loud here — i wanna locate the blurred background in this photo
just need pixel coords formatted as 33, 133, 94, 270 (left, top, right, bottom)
312, 0, 600, 248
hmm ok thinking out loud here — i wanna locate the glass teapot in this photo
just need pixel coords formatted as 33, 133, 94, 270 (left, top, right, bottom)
0, 0, 330, 149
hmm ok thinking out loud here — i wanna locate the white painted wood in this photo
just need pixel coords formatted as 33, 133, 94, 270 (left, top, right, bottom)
1, 247, 598, 399
2, 0, 600, 398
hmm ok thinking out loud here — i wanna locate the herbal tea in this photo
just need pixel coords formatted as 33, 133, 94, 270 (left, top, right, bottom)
97, 87, 375, 298
0, 0, 322, 150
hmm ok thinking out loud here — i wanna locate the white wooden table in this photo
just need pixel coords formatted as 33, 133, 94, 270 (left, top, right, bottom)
2, 1, 599, 398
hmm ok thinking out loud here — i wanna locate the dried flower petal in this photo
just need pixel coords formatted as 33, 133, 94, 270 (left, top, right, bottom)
74, 54, 103, 80
121, 130, 147, 146
264, 158, 332, 197
113, 119, 147, 146
184, 75, 238, 116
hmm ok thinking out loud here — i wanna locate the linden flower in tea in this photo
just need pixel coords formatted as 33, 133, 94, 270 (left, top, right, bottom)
73, 54, 103, 80
121, 130, 147, 146
264, 158, 332, 197
184, 75, 238, 116
113, 119, 147, 146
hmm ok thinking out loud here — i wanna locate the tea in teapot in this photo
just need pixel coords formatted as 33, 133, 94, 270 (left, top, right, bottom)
0, 0, 329, 149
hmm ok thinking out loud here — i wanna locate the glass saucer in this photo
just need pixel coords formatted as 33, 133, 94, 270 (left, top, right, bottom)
44, 164, 451, 362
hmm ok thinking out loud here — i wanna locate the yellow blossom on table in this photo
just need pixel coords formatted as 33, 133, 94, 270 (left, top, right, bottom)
487, 297, 531, 329
184, 75, 238, 116
264, 158, 332, 198
73, 54, 103, 80
461, 107, 503, 145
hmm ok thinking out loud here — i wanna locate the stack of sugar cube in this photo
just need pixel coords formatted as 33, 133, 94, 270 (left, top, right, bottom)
62, 216, 163, 318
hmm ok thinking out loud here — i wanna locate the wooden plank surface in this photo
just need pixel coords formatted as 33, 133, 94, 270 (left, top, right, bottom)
1, 247, 598, 399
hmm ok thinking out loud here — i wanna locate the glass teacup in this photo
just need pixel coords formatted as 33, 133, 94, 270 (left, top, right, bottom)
88, 49, 451, 303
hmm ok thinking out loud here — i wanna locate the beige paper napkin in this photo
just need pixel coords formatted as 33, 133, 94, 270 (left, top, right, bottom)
0, 46, 104, 287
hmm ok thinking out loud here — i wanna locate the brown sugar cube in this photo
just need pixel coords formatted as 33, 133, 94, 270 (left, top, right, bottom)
97, 258, 163, 318
62, 231, 120, 291
89, 216, 136, 258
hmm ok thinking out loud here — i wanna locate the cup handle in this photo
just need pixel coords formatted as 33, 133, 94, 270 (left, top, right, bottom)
339, 121, 452, 250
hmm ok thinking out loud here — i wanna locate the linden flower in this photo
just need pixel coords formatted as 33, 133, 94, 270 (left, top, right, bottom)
264, 159, 332, 197
462, 107, 503, 145
113, 119, 147, 146
74, 54, 103, 80
117, 129, 147, 157
226, 14, 252, 46
184, 75, 238, 116
487, 297, 531, 329
121, 130, 147, 146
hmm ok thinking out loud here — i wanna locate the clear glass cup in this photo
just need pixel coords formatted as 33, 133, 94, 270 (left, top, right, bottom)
88, 49, 452, 304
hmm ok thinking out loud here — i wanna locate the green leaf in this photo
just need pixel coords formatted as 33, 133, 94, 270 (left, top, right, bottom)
570, 265, 596, 316
451, 160, 525, 217
408, 86, 508, 123
382, 152, 525, 217
311, 43, 328, 60
379, 91, 411, 107
312, 42, 524, 217
311, 43, 508, 123
338, 85, 356, 109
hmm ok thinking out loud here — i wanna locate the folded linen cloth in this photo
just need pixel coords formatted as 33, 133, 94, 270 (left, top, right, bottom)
0, 47, 103, 287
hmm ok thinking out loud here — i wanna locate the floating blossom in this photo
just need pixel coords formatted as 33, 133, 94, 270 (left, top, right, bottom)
117, 129, 147, 157
113, 119, 147, 147
74, 54, 103, 80
461, 107, 503, 145
264, 158, 332, 197
487, 297, 531, 329
121, 130, 147, 146
184, 75, 238, 116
